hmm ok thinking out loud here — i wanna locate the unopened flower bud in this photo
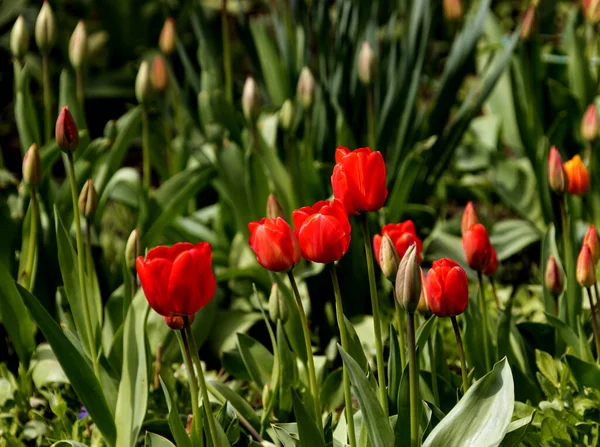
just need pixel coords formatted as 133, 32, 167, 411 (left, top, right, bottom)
135, 60, 152, 104
125, 228, 140, 270
56, 107, 79, 152
242, 76, 261, 123
35, 1, 56, 54
151, 54, 169, 93
545, 255, 564, 297
22, 143, 42, 187
443, 0, 463, 22
379, 234, 400, 282
564, 155, 591, 196
395, 243, 422, 312
548, 146, 566, 194
416, 268, 430, 314
268, 283, 289, 323
69, 21, 88, 70
104, 120, 117, 144
266, 194, 285, 219
461, 201, 480, 235
79, 179, 98, 219
279, 99, 293, 131
164, 314, 195, 330
358, 41, 376, 85
577, 244, 596, 287
585, 0, 600, 24
11, 15, 29, 60
159, 17, 176, 55
262, 383, 272, 410
520, 4, 537, 40
297, 67, 315, 110
581, 104, 599, 142
584, 225, 600, 263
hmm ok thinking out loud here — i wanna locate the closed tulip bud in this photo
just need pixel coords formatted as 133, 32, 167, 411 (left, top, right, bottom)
242, 76, 261, 123
159, 17, 176, 55
268, 283, 289, 323
262, 383, 272, 410
11, 15, 29, 60
248, 217, 301, 272
584, 225, 600, 263
151, 54, 169, 93
266, 194, 285, 219
417, 268, 430, 314
577, 244, 596, 287
426, 258, 469, 317
135, 60, 152, 104
22, 143, 42, 187
462, 223, 492, 272
35, 1, 56, 54
79, 179, 98, 218
104, 120, 117, 144
395, 244, 422, 313
564, 155, 591, 196
279, 99, 293, 130
358, 41, 376, 85
483, 246, 499, 276
379, 234, 400, 282
297, 67, 315, 110
373, 221, 423, 265
520, 4, 537, 40
163, 314, 195, 330
548, 146, 566, 194
581, 104, 599, 142
461, 201, 480, 235
584, 0, 600, 24
443, 0, 463, 22
69, 21, 88, 70
545, 255, 564, 296
125, 228, 140, 270
56, 107, 79, 152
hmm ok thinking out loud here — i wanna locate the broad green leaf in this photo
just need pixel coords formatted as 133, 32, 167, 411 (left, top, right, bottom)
565, 355, 600, 391
490, 220, 541, 261
344, 316, 368, 371
208, 381, 261, 432
499, 411, 535, 447
545, 313, 593, 362
292, 390, 326, 447
144, 433, 176, 447
51, 442, 89, 447
30, 343, 68, 388
160, 378, 192, 447
236, 333, 273, 389
14, 64, 40, 154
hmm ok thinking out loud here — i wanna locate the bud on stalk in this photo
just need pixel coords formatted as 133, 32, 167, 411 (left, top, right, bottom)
22, 143, 43, 187
164, 314, 195, 330
520, 4, 537, 41
79, 179, 98, 219
443, 0, 463, 22
56, 107, 79, 152
266, 194, 285, 219
395, 244, 422, 312
577, 244, 596, 287
125, 229, 141, 270
69, 21, 88, 70
151, 54, 169, 93
416, 268, 430, 314
268, 283, 289, 323
358, 41, 376, 86
379, 234, 400, 283
547, 146, 566, 194
159, 17, 176, 55
104, 120, 117, 145
242, 76, 261, 123
35, 1, 56, 54
279, 99, 294, 130
461, 201, 480, 235
11, 15, 29, 60
297, 67, 315, 110
581, 104, 599, 142
584, 225, 600, 263
135, 60, 152, 105
544, 255, 564, 297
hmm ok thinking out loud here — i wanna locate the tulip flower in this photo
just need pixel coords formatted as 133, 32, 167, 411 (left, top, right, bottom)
136, 242, 216, 317
358, 41, 376, 85
125, 229, 140, 270
545, 255, 564, 297
373, 221, 423, 265
242, 76, 261, 123
266, 194, 285, 220
248, 217, 301, 272
548, 146, 566, 194
564, 155, 590, 196
577, 244, 596, 287
462, 223, 493, 272
292, 199, 351, 264
483, 246, 498, 276
461, 202, 480, 235
10, 15, 29, 61
159, 17, 176, 55
56, 107, 79, 152
425, 258, 469, 318
395, 244, 422, 313
151, 54, 168, 93
584, 225, 599, 263
379, 234, 400, 282
443, 0, 463, 21
297, 66, 315, 110
22, 143, 42, 187
331, 146, 388, 215
582, 104, 599, 142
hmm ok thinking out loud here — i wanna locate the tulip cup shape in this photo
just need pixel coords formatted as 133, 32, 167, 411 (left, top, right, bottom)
462, 223, 493, 272
373, 220, 423, 264
461, 202, 480, 235
548, 146, 566, 194
584, 225, 600, 263
425, 258, 469, 318
136, 242, 216, 317
248, 217, 301, 272
564, 155, 590, 196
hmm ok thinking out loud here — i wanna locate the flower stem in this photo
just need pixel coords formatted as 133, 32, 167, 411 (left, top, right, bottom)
142, 107, 151, 191
42, 54, 52, 144
24, 190, 39, 290
559, 198, 570, 324
393, 289, 406, 369
360, 214, 388, 415
587, 287, 600, 362
477, 271, 491, 372
287, 271, 323, 434
427, 334, 440, 407
176, 330, 203, 443
221, 0, 232, 103
489, 276, 499, 309
367, 87, 375, 150
184, 316, 220, 445
451, 316, 469, 393
85, 218, 94, 282
75, 68, 85, 122
330, 264, 357, 447
406, 311, 419, 447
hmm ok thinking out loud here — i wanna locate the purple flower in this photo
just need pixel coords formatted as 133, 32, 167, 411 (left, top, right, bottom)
78, 406, 88, 419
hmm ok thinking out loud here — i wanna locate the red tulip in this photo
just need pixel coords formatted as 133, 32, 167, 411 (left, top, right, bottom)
248, 217, 301, 272
548, 146, 566, 194
136, 242, 216, 317
483, 246, 499, 276
56, 106, 79, 152
584, 224, 599, 263
426, 258, 469, 317
292, 199, 351, 264
331, 146, 387, 215
462, 223, 492, 272
373, 221, 422, 265
563, 155, 590, 196
461, 202, 480, 235
577, 243, 597, 287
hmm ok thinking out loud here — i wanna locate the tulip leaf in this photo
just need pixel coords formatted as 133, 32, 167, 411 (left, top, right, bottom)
564, 355, 600, 391
144, 432, 176, 447
292, 390, 326, 447
499, 411, 536, 447
159, 378, 192, 447
236, 333, 273, 390
208, 381, 261, 432
14, 64, 40, 155
423, 358, 514, 447
50, 442, 89, 447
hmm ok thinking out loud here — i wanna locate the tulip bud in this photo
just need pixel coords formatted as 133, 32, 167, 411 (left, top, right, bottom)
417, 268, 430, 314
125, 228, 140, 270
11, 15, 29, 60
461, 201, 480, 235
395, 244, 422, 312
69, 21, 88, 70
159, 17, 176, 55
585, 0, 600, 24
262, 383, 273, 410
520, 4, 537, 40
577, 244, 596, 287
379, 234, 400, 282
242, 76, 261, 123
268, 283, 289, 323
483, 246, 499, 276
104, 120, 117, 145
151, 54, 169, 93
35, 1, 56, 54
584, 225, 600, 263
163, 314, 195, 330
581, 104, 599, 142
135, 60, 152, 105
545, 255, 564, 297
279, 99, 294, 131
548, 146, 566, 194
564, 155, 591, 196
266, 194, 285, 220
56, 107, 79, 152
79, 179, 98, 219
296, 67, 315, 110
358, 41, 376, 86
443, 0, 463, 22
22, 143, 42, 187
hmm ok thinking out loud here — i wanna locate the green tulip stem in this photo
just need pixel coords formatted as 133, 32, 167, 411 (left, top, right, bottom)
287, 271, 324, 435
559, 197, 570, 324
330, 263, 357, 447
489, 276, 500, 309
477, 271, 492, 372
407, 311, 419, 447
367, 86, 375, 150
142, 107, 151, 191
360, 214, 388, 415
42, 54, 52, 144
75, 68, 84, 122
176, 329, 203, 444
393, 289, 406, 369
427, 333, 440, 407
24, 189, 39, 291
85, 218, 94, 287
451, 316, 469, 393
184, 317, 220, 445
66, 151, 99, 381
586, 287, 600, 362
221, 0, 232, 103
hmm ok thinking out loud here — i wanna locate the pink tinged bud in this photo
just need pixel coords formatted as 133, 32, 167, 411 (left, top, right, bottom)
584, 225, 600, 263
443, 0, 463, 22
395, 243, 422, 313
577, 244, 596, 287
520, 4, 537, 40
461, 201, 480, 235
55, 107, 79, 152
380, 234, 400, 283
581, 104, 599, 142
358, 41, 376, 85
22, 143, 42, 187
159, 17, 176, 55
584, 0, 600, 24
69, 21, 88, 70
35, 0, 56, 54
266, 194, 285, 219
545, 255, 564, 297
547, 146, 566, 194
151, 54, 169, 93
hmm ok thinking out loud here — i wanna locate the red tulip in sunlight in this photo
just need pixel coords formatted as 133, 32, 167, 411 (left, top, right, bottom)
462, 223, 492, 272
548, 146, 566, 194
426, 258, 469, 317
373, 221, 422, 265
136, 242, 216, 317
584, 225, 599, 263
461, 202, 480, 235
577, 244, 597, 287
248, 217, 301, 272
564, 155, 590, 196
331, 146, 387, 215
56, 106, 79, 152
292, 199, 351, 264
483, 246, 499, 275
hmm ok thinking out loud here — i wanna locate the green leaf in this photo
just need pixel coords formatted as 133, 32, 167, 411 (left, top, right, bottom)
160, 378, 192, 447
208, 381, 261, 433
14, 64, 40, 155
545, 313, 593, 362
490, 220, 541, 261
292, 390, 326, 447
339, 346, 395, 447
144, 432, 176, 447
30, 343, 69, 388
499, 411, 536, 447
51, 442, 89, 447
236, 333, 273, 389
343, 316, 368, 371
423, 358, 514, 447
565, 355, 600, 391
